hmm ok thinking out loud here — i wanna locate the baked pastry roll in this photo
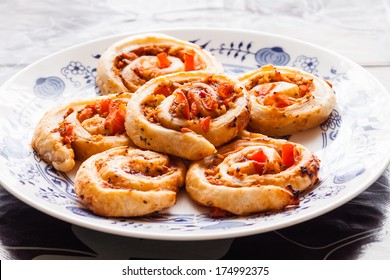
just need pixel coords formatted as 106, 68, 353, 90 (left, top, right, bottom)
125, 71, 251, 160
32, 93, 133, 172
74, 146, 186, 217
239, 65, 336, 136
96, 33, 223, 94
186, 131, 320, 216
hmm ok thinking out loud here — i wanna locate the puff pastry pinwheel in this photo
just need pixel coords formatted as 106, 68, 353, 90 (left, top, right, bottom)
74, 146, 186, 217
125, 71, 251, 160
239, 64, 336, 136
32, 93, 133, 172
185, 131, 320, 216
96, 33, 223, 94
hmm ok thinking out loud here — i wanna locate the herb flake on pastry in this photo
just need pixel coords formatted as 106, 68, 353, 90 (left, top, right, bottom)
185, 131, 320, 217
239, 64, 336, 136
96, 33, 223, 94
74, 146, 186, 217
125, 71, 251, 160
31, 93, 133, 172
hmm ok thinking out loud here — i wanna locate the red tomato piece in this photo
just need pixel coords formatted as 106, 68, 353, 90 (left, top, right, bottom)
175, 91, 191, 119
104, 103, 126, 135
282, 143, 295, 167
156, 52, 171, 68
200, 116, 211, 133
184, 49, 196, 71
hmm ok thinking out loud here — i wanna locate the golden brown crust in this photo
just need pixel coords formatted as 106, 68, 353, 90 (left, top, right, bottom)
74, 146, 186, 217
239, 65, 336, 136
31, 93, 133, 172
96, 33, 223, 94
185, 131, 320, 216
125, 71, 251, 160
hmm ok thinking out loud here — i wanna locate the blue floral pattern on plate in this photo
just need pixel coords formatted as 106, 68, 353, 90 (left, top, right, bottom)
0, 29, 389, 240
33, 76, 65, 99
61, 61, 97, 87
205, 39, 290, 66
293, 55, 319, 74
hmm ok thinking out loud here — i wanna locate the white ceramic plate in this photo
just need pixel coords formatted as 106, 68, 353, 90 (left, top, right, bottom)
1, 28, 390, 241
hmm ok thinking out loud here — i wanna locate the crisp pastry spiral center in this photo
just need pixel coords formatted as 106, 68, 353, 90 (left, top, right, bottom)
161, 82, 228, 119
153, 80, 236, 133
205, 144, 301, 187
123, 55, 185, 81
249, 69, 315, 108
96, 150, 174, 189
225, 146, 283, 177
75, 98, 127, 136
114, 45, 205, 90
121, 152, 171, 177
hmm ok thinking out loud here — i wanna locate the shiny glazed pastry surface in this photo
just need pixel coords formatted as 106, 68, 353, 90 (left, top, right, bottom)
96, 33, 223, 94
185, 131, 320, 216
74, 146, 186, 217
31, 93, 133, 172
125, 71, 251, 160
239, 65, 336, 136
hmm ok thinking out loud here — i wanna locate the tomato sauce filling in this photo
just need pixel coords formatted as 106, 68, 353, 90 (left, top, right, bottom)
141, 77, 240, 134
248, 68, 315, 108
114, 45, 203, 73
76, 98, 127, 136
205, 143, 300, 186
53, 97, 128, 146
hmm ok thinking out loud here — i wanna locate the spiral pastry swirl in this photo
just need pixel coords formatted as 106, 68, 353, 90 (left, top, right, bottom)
239, 65, 336, 136
186, 131, 320, 216
96, 33, 223, 94
125, 71, 251, 160
74, 146, 186, 217
32, 93, 133, 172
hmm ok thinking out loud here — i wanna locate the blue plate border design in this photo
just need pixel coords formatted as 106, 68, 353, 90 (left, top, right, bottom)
0, 29, 389, 240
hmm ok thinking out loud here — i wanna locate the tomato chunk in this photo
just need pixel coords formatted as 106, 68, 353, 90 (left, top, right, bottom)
200, 116, 211, 133
248, 149, 268, 174
248, 149, 268, 163
104, 103, 126, 135
78, 106, 96, 123
282, 143, 295, 167
175, 91, 190, 119
154, 85, 171, 97
264, 93, 292, 108
275, 71, 293, 83
100, 98, 111, 115
217, 83, 234, 99
56, 121, 74, 145
184, 49, 196, 71
156, 52, 171, 69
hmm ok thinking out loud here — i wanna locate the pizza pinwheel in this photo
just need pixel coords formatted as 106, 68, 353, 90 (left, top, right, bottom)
125, 71, 251, 160
239, 65, 336, 136
32, 93, 133, 172
96, 33, 223, 94
186, 131, 320, 216
74, 146, 186, 217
